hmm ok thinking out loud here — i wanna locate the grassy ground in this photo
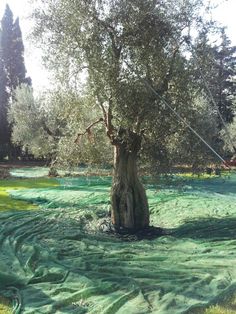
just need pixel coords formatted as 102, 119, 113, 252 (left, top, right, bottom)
0, 297, 11, 314
1, 296, 235, 314
200, 303, 236, 314
0, 177, 58, 211
200, 293, 236, 314
205, 307, 235, 314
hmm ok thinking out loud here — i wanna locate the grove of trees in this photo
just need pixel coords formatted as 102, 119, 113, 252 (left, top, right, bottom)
7, 0, 236, 232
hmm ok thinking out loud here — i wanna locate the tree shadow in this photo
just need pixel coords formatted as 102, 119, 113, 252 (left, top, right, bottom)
175, 174, 236, 196
170, 216, 236, 241
143, 174, 236, 203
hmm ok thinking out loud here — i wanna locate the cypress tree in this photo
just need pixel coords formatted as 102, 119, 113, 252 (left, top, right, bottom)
0, 32, 10, 160
0, 4, 31, 159
12, 17, 31, 88
1, 4, 14, 93
0, 31, 10, 159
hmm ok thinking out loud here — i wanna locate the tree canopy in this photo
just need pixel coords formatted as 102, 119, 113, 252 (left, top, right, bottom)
31, 0, 215, 158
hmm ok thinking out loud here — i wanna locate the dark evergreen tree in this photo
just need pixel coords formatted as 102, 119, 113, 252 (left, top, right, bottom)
194, 28, 236, 127
212, 29, 236, 125
0, 4, 31, 159
0, 31, 10, 159
12, 17, 31, 88
1, 4, 14, 93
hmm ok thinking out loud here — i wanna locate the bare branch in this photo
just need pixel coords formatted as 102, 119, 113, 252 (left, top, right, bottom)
74, 118, 104, 143
106, 100, 115, 139
158, 46, 180, 95
97, 98, 115, 141
99, 102, 108, 127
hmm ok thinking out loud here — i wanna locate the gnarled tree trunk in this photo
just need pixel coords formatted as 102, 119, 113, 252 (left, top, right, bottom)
111, 129, 149, 232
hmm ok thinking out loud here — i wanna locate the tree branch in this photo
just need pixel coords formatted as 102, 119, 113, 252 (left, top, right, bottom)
99, 102, 108, 127
92, 14, 122, 59
107, 100, 114, 137
42, 121, 63, 139
97, 98, 115, 141
158, 46, 180, 95
74, 118, 104, 143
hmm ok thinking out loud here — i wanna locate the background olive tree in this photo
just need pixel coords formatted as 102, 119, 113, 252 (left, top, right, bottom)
9, 85, 112, 172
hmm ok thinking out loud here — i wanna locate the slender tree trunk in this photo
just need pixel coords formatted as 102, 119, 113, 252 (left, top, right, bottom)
111, 129, 149, 232
48, 157, 58, 177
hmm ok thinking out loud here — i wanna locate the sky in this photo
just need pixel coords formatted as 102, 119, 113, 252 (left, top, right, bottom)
0, 0, 236, 92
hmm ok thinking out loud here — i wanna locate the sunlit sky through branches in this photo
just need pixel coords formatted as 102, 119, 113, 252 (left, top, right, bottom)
0, 0, 236, 92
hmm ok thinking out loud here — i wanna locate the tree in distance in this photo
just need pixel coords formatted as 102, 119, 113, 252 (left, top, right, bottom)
9, 85, 113, 172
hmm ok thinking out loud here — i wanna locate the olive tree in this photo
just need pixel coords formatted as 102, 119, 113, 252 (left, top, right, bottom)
31, 0, 216, 232
9, 85, 112, 170
221, 118, 236, 158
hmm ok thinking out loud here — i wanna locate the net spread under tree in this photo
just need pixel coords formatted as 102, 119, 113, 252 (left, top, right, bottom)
31, 0, 224, 232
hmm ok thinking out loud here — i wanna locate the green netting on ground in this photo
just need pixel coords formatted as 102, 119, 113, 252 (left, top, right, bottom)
10, 167, 111, 178
10, 167, 51, 178
0, 170, 236, 313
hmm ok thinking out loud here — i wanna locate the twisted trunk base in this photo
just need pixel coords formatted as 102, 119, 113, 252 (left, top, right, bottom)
111, 140, 149, 232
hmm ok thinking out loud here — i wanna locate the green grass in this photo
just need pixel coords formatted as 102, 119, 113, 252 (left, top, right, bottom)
175, 172, 221, 180
0, 297, 11, 314
205, 294, 236, 314
191, 294, 236, 314
204, 306, 236, 314
0, 178, 59, 211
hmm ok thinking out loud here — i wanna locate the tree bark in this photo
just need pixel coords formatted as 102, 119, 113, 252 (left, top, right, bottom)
111, 129, 149, 232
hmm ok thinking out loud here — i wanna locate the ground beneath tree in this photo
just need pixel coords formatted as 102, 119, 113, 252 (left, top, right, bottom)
0, 168, 236, 313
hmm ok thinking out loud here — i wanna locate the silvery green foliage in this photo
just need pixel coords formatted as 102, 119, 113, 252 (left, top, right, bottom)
8, 84, 50, 157
30, 0, 222, 172
30, 0, 209, 129
167, 94, 219, 166
9, 84, 112, 165
220, 77, 236, 155
221, 118, 236, 154
143, 94, 220, 173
